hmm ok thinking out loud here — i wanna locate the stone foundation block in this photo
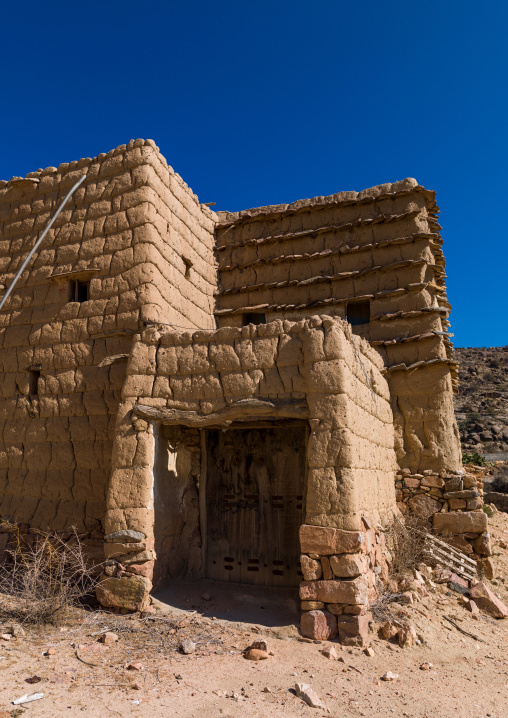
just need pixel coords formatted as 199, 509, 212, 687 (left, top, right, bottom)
301, 601, 325, 610
300, 610, 338, 640
96, 574, 151, 611
300, 524, 365, 555
329, 553, 368, 578
300, 555, 322, 581
104, 539, 154, 558
299, 577, 369, 605
433, 511, 488, 535
407, 494, 441, 518
337, 613, 371, 646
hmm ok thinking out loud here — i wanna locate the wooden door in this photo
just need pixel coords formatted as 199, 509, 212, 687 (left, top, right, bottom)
206, 425, 306, 587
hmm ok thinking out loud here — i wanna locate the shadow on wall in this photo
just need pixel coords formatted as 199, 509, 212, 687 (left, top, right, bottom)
153, 425, 201, 586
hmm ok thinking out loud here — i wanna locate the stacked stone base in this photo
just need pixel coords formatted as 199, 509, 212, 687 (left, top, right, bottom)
298, 520, 388, 645
395, 469, 491, 566
95, 529, 154, 612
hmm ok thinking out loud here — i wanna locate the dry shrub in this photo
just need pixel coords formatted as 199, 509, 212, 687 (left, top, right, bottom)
385, 514, 430, 578
0, 522, 100, 625
371, 515, 432, 622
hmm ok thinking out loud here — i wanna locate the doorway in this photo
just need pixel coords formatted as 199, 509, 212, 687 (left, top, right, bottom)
205, 424, 306, 587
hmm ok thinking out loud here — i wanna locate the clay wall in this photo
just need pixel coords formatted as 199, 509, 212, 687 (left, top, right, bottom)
215, 179, 459, 472
98, 316, 397, 610
0, 139, 216, 548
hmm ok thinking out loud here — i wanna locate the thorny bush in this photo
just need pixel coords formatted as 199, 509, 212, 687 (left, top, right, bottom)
0, 522, 100, 625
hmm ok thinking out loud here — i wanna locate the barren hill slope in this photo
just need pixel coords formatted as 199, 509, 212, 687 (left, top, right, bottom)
454, 346, 508, 455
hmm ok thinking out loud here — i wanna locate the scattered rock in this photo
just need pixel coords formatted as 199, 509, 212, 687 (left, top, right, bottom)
470, 582, 508, 618
477, 557, 496, 580
45, 647, 56, 656
100, 632, 119, 646
249, 639, 268, 652
419, 662, 433, 671
244, 648, 269, 661
202, 593, 211, 601
127, 662, 143, 670
179, 639, 196, 655
468, 599, 480, 619
380, 621, 400, 640
398, 625, 417, 648
294, 683, 327, 710
24, 676, 42, 684
381, 671, 399, 681
0, 633, 12, 641
320, 646, 338, 660
364, 647, 375, 657
5, 624, 25, 638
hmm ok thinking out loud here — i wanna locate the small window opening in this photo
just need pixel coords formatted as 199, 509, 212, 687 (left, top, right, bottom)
182, 256, 193, 279
28, 370, 40, 396
242, 312, 266, 326
346, 300, 370, 326
69, 279, 90, 303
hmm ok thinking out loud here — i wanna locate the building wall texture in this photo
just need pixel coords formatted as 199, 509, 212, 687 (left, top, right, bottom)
0, 140, 472, 632
214, 179, 459, 473
0, 140, 215, 551
98, 316, 397, 610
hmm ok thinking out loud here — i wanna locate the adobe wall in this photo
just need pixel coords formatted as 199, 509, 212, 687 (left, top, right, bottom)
98, 316, 397, 611
214, 178, 460, 473
0, 139, 216, 552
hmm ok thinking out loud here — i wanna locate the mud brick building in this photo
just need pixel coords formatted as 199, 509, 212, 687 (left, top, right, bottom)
0, 140, 488, 643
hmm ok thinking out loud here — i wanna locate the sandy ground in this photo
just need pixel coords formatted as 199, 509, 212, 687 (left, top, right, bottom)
0, 510, 507, 718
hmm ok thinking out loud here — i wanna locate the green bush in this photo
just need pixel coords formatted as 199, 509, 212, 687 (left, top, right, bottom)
462, 451, 487, 466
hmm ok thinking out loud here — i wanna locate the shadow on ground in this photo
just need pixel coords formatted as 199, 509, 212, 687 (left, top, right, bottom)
153, 578, 300, 629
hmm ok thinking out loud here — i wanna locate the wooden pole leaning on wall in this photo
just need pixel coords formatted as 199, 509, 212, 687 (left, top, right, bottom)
132, 398, 309, 427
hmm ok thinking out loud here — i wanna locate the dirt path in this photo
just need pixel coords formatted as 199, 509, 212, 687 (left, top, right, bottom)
1, 511, 507, 718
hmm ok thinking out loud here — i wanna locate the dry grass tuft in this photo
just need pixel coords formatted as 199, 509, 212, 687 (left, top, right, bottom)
385, 514, 430, 577
0, 521, 100, 625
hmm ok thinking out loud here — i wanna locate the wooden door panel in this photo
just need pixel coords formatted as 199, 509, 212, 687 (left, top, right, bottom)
206, 425, 306, 587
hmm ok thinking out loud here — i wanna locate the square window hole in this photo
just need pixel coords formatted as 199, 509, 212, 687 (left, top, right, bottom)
242, 312, 266, 326
346, 300, 370, 326
69, 279, 90, 303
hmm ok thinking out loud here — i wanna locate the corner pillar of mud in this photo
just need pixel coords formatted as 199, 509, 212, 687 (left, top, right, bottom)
96, 398, 156, 612
296, 318, 397, 646
388, 365, 491, 567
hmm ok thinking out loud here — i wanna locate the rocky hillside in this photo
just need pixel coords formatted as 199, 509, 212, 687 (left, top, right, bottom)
454, 346, 508, 455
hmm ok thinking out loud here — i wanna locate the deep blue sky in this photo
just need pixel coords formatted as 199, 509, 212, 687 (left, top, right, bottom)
1, 1, 506, 347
